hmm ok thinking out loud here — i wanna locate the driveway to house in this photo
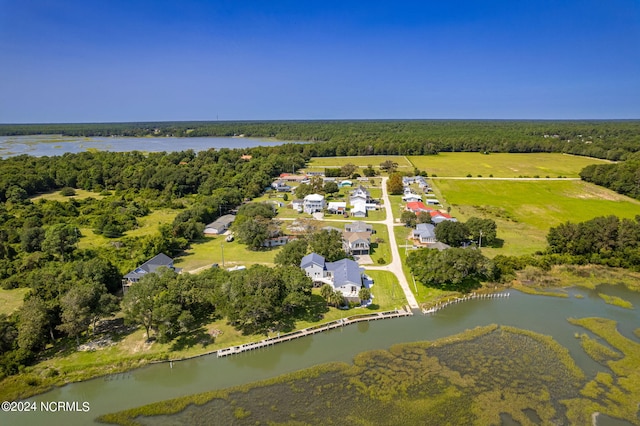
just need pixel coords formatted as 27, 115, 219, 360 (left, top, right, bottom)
367, 177, 420, 309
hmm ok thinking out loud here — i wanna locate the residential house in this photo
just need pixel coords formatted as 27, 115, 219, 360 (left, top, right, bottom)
344, 221, 374, 234
204, 214, 236, 235
303, 193, 325, 214
402, 193, 423, 202
262, 235, 294, 248
351, 201, 367, 217
405, 201, 430, 214
291, 199, 304, 212
300, 253, 365, 302
412, 223, 437, 244
431, 211, 458, 224
343, 232, 371, 255
349, 186, 371, 205
327, 201, 347, 215
271, 180, 291, 192
122, 253, 180, 293
279, 173, 308, 183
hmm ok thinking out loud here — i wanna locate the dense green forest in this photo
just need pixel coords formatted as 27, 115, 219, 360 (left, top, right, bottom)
580, 153, 640, 199
2, 120, 640, 160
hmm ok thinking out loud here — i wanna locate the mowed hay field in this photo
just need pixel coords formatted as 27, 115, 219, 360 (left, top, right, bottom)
408, 152, 611, 178
433, 179, 640, 256
305, 155, 413, 171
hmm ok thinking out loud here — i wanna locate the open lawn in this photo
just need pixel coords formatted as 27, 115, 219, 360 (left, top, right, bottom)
305, 156, 413, 171
77, 208, 181, 251
175, 236, 282, 272
408, 153, 611, 178
432, 179, 640, 256
30, 188, 105, 202
0, 288, 29, 315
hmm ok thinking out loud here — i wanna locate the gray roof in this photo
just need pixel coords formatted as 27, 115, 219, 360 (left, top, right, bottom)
413, 223, 436, 239
300, 253, 325, 269
345, 221, 372, 233
326, 258, 362, 288
124, 253, 174, 280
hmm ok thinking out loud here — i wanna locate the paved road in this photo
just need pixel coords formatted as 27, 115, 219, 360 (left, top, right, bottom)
187, 180, 420, 309
372, 177, 420, 309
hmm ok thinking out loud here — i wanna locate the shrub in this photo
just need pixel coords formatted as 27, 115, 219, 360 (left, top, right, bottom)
60, 187, 76, 196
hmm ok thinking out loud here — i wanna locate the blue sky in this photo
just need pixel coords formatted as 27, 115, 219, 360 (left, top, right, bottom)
1, 0, 639, 122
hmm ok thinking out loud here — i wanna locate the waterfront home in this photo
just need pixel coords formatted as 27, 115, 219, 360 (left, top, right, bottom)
300, 253, 365, 302
122, 253, 179, 293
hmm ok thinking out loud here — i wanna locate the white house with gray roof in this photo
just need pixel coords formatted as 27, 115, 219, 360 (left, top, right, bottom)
300, 253, 365, 302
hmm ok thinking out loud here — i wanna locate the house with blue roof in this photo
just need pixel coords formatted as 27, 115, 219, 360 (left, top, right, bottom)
122, 253, 180, 293
300, 253, 366, 302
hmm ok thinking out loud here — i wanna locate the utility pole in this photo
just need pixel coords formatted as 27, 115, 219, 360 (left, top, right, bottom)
479, 230, 483, 248
220, 243, 225, 267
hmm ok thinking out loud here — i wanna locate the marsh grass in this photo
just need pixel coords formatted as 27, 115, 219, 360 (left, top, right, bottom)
99, 325, 597, 426
565, 317, 640, 424
576, 333, 622, 364
597, 293, 634, 309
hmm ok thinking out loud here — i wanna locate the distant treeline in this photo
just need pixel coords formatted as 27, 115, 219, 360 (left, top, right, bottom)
2, 120, 640, 160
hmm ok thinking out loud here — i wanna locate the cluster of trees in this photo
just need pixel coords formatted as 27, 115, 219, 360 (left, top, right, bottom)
407, 248, 495, 292
580, 154, 640, 200
274, 229, 349, 266
547, 215, 640, 267
122, 265, 313, 338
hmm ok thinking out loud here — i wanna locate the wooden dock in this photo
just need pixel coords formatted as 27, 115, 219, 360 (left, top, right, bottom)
216, 307, 413, 358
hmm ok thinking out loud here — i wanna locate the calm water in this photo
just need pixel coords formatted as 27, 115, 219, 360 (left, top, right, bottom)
2, 286, 638, 425
0, 135, 304, 158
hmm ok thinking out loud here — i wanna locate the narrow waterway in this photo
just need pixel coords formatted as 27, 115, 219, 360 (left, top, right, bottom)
2, 287, 638, 425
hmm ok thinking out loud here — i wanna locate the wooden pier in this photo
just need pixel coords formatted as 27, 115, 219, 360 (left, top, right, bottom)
216, 307, 413, 358
423, 292, 510, 314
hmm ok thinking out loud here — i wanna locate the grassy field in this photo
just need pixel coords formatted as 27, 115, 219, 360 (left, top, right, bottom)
175, 236, 283, 271
30, 188, 105, 202
305, 156, 413, 170
0, 288, 29, 315
432, 179, 640, 256
77, 208, 181, 251
407, 153, 610, 178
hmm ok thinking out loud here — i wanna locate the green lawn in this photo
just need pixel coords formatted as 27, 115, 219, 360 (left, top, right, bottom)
364, 270, 407, 309
175, 236, 283, 272
407, 153, 610, 178
0, 288, 29, 315
432, 179, 640, 256
305, 156, 413, 170
369, 224, 391, 265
